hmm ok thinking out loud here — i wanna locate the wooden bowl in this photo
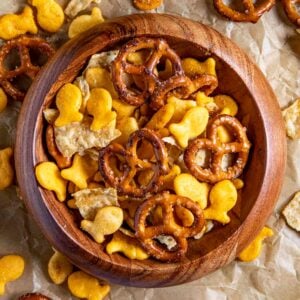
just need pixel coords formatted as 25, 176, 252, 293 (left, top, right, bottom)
15, 14, 286, 287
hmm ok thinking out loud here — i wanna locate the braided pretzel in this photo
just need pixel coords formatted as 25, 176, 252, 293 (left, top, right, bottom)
184, 114, 251, 184
150, 74, 218, 110
281, 0, 300, 26
0, 35, 55, 101
99, 128, 169, 197
213, 0, 275, 23
112, 37, 184, 106
135, 192, 205, 262
46, 125, 72, 169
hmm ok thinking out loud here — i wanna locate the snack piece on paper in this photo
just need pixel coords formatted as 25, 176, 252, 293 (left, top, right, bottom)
54, 118, 120, 158
133, 0, 163, 11
282, 98, 300, 139
282, 191, 300, 231
0, 255, 25, 296
68, 7, 104, 39
0, 147, 14, 190
65, 0, 102, 18
73, 187, 118, 220
238, 227, 274, 262
0, 6, 38, 40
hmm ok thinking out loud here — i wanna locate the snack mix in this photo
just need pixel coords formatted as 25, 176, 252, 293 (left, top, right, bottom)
36, 36, 253, 262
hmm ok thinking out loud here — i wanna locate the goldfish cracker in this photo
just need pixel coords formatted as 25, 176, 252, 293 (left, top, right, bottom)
115, 117, 139, 145
196, 92, 218, 113
48, 250, 73, 284
68, 7, 104, 39
169, 107, 209, 148
0, 255, 25, 296
204, 179, 237, 224
167, 96, 197, 123
61, 154, 98, 190
133, 0, 163, 11
106, 230, 149, 260
85, 67, 118, 98
146, 103, 175, 130
160, 164, 181, 191
35, 161, 67, 201
0, 88, 7, 113
86, 88, 116, 131
174, 173, 209, 209
238, 227, 274, 262
214, 94, 238, 116
30, 0, 64, 33
0, 147, 14, 190
68, 271, 110, 300
81, 206, 123, 244
182, 57, 216, 77
112, 99, 136, 119
55, 84, 83, 127
0, 6, 38, 40
81, 206, 123, 243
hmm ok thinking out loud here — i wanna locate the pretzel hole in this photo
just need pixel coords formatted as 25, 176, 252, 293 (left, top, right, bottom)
3, 48, 21, 70
221, 0, 255, 11
10, 74, 32, 93
174, 205, 195, 227
29, 48, 50, 67
155, 235, 177, 251
126, 50, 151, 66
108, 154, 126, 177
149, 205, 163, 225
194, 149, 212, 168
221, 153, 236, 171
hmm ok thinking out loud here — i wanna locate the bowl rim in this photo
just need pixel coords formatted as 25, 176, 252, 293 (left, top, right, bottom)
15, 13, 286, 287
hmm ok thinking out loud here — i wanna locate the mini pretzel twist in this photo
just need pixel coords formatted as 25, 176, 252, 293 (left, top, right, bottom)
213, 0, 275, 23
184, 114, 251, 183
99, 128, 169, 197
134, 192, 205, 262
18, 293, 51, 300
281, 0, 300, 26
0, 35, 55, 101
46, 125, 72, 169
150, 73, 218, 110
112, 37, 184, 106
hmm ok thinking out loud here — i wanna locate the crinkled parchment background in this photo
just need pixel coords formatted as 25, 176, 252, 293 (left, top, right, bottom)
0, 0, 299, 299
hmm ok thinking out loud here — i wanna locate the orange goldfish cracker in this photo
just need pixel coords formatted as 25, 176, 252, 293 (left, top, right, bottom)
0, 6, 38, 40
68, 271, 110, 300
48, 250, 73, 284
61, 154, 98, 190
81, 206, 123, 243
30, 0, 64, 33
169, 107, 209, 148
0, 147, 14, 190
115, 117, 139, 145
238, 227, 274, 262
106, 230, 149, 260
0, 255, 25, 296
182, 57, 216, 77
0, 88, 7, 113
87, 88, 117, 131
167, 96, 197, 123
146, 103, 175, 130
68, 7, 104, 39
175, 206, 194, 227
133, 0, 163, 11
55, 84, 83, 127
214, 94, 238, 116
204, 179, 237, 224
85, 67, 118, 98
174, 173, 209, 209
112, 99, 136, 119
35, 162, 67, 201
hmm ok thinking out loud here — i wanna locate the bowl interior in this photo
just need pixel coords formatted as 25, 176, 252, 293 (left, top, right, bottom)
34, 36, 265, 263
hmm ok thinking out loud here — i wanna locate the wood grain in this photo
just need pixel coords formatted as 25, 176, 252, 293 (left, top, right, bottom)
14, 14, 286, 287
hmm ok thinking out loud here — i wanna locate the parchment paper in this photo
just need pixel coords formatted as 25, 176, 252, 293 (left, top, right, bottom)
0, 0, 299, 299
